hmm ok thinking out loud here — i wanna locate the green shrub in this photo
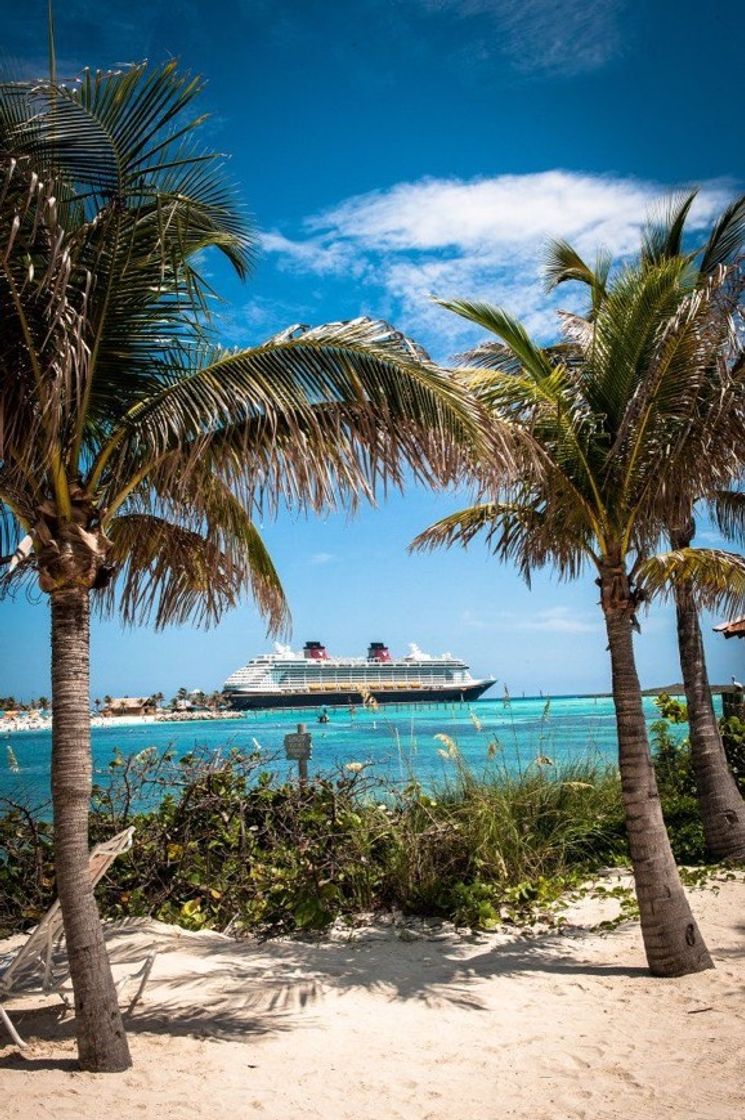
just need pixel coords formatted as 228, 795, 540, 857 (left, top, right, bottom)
0, 803, 54, 936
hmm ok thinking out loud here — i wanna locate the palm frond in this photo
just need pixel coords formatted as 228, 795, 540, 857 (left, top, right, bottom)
711, 489, 745, 544
543, 240, 611, 313
410, 495, 588, 583
699, 194, 745, 275
588, 256, 697, 439
638, 547, 745, 615
1, 61, 249, 254
604, 264, 738, 516
434, 299, 555, 382
95, 317, 497, 505
641, 191, 697, 265
420, 193, 745, 616
410, 502, 503, 553
98, 510, 288, 633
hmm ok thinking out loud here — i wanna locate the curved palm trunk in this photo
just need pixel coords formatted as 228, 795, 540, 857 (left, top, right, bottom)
51, 589, 132, 1071
600, 565, 713, 976
670, 526, 745, 860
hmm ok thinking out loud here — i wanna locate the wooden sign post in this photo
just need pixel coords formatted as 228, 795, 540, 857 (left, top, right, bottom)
284, 722, 312, 783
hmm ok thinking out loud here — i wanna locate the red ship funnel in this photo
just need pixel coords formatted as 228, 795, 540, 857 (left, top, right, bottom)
303, 641, 329, 660
368, 641, 392, 662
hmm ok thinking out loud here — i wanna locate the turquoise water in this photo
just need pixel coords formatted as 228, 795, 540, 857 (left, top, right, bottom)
0, 694, 698, 809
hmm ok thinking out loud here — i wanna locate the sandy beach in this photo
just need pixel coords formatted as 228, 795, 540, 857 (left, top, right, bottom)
1, 711, 243, 734
1, 875, 743, 1120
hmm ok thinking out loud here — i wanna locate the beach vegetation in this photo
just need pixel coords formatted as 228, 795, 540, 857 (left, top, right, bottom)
1, 731, 729, 942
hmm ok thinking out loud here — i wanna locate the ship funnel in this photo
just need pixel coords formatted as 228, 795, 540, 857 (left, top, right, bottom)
368, 641, 392, 663
303, 640, 329, 660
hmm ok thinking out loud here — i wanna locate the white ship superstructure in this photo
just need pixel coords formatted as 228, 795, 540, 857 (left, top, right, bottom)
223, 641, 495, 710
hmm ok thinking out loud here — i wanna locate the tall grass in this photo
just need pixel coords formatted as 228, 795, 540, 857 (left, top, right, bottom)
381, 745, 623, 926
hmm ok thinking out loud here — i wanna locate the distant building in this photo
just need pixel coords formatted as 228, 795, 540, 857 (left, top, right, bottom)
102, 697, 151, 717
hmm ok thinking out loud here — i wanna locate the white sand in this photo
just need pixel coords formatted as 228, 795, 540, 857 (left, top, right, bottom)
1, 876, 743, 1120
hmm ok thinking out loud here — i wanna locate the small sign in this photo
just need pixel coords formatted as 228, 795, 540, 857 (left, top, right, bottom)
284, 731, 312, 761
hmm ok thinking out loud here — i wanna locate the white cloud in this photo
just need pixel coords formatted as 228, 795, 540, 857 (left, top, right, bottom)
261, 170, 734, 356
258, 231, 363, 277
310, 171, 680, 253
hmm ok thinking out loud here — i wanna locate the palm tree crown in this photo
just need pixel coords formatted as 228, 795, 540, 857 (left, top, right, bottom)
414, 255, 745, 609
0, 62, 490, 629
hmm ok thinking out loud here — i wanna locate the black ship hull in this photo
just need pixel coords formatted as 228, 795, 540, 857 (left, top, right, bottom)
226, 680, 494, 711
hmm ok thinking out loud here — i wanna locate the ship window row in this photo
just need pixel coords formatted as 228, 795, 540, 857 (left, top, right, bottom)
273, 667, 466, 676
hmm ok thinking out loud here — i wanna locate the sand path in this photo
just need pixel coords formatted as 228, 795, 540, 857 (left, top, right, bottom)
1, 877, 743, 1119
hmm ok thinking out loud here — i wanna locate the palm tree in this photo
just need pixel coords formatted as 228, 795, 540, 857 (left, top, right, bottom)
0, 62, 486, 1070
544, 192, 745, 859
413, 256, 745, 976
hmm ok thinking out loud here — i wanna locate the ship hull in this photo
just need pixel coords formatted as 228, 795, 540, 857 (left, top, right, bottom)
225, 680, 494, 711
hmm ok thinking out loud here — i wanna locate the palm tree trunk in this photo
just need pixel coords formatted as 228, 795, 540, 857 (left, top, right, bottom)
51, 588, 132, 1071
600, 564, 713, 976
670, 526, 745, 860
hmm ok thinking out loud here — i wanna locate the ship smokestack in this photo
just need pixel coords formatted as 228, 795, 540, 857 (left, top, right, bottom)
368, 641, 392, 663
303, 640, 329, 660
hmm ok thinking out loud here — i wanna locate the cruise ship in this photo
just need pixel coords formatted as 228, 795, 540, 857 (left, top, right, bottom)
223, 641, 495, 710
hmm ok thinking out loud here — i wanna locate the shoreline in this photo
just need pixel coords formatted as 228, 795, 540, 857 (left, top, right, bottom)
1, 711, 245, 735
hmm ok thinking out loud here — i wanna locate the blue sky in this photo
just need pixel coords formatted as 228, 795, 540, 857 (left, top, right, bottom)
1, 0, 744, 699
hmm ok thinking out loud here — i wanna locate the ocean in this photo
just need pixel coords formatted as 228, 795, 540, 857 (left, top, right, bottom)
0, 693, 698, 809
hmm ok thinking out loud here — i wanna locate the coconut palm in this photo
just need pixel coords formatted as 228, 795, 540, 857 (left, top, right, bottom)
0, 62, 488, 1071
544, 192, 745, 860
413, 256, 745, 976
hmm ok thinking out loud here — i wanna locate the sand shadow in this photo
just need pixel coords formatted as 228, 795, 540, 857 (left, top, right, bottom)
102, 919, 653, 1015
0, 914, 694, 1056
0, 1051, 79, 1072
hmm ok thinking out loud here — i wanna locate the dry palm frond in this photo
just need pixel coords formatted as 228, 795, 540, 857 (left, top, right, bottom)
711, 489, 745, 544
638, 547, 745, 616
98, 510, 288, 633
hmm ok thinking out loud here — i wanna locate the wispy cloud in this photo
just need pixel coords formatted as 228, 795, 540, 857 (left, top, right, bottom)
261, 170, 734, 356
462, 605, 600, 633
259, 232, 362, 278
308, 552, 338, 566
519, 606, 599, 634
418, 0, 626, 77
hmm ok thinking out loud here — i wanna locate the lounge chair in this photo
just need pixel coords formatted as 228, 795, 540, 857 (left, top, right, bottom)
0, 826, 155, 1048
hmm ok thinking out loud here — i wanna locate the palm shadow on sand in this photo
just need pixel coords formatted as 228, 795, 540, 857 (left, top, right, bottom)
0, 915, 683, 1061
